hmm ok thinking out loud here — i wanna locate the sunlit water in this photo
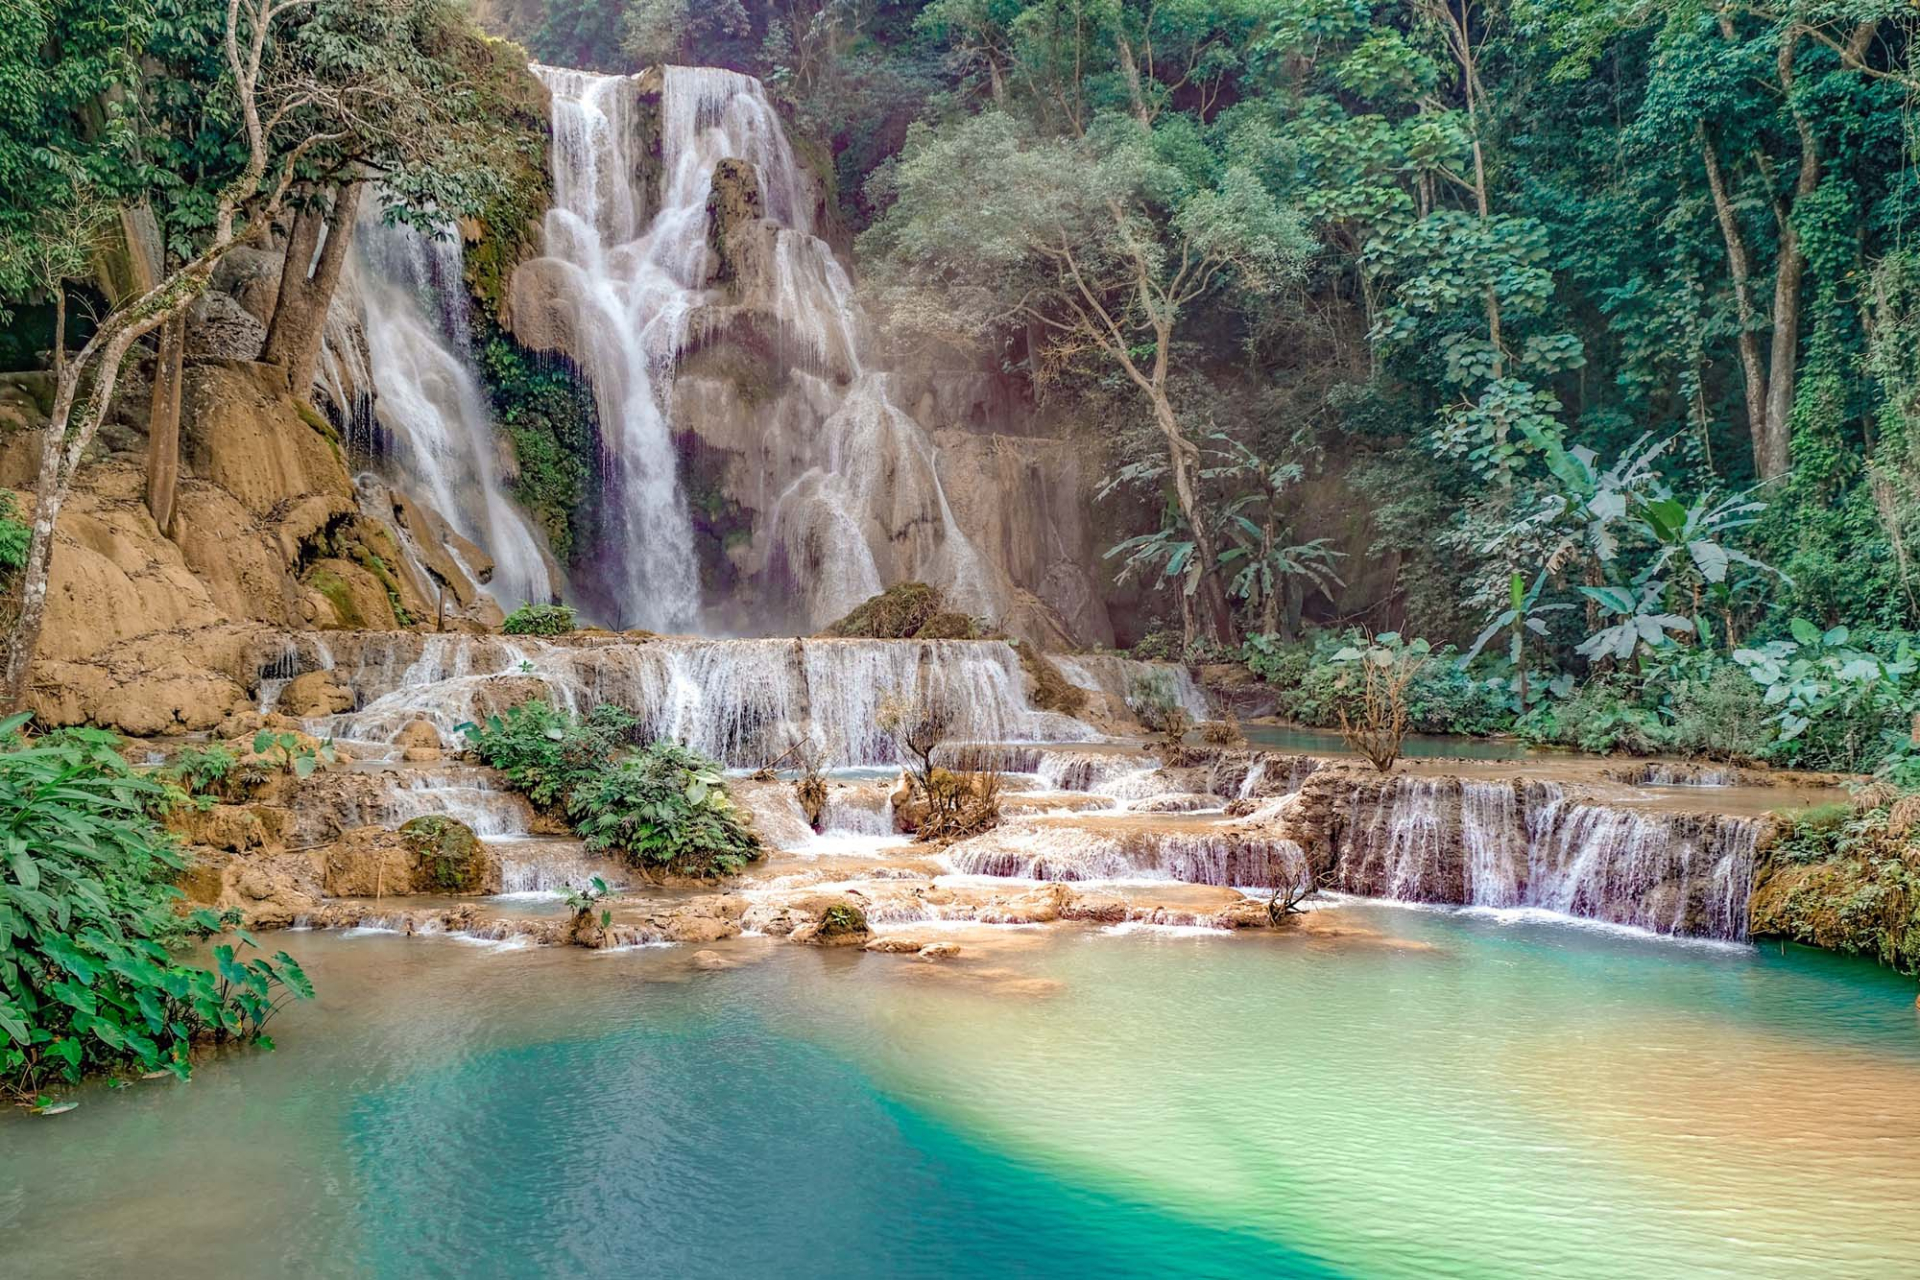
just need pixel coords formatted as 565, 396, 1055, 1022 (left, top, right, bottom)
4, 906, 1917, 1278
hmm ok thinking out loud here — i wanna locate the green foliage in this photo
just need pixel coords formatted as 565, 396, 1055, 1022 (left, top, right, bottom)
1515, 648, 1776, 760
502, 603, 578, 636
1734, 622, 1917, 772
568, 742, 761, 877
475, 318, 600, 565
0, 714, 312, 1102
560, 875, 613, 940
1245, 630, 1511, 738
1753, 804, 1920, 977
251, 731, 336, 780
459, 699, 636, 811
461, 701, 761, 879
157, 744, 238, 809
0, 492, 31, 575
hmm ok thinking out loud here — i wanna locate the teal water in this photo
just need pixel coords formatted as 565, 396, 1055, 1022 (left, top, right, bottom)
4, 907, 1917, 1278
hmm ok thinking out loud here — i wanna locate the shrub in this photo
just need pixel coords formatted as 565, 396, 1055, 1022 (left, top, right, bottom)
1331, 633, 1433, 772
568, 742, 761, 877
460, 700, 636, 810
820, 582, 956, 639
1751, 803, 1920, 975
502, 602, 578, 636
463, 702, 759, 878
0, 716, 311, 1103
161, 744, 238, 800
252, 730, 336, 779
1245, 630, 1511, 737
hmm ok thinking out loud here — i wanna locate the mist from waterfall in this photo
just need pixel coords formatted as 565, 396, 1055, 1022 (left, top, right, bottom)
355, 216, 554, 613
531, 63, 997, 632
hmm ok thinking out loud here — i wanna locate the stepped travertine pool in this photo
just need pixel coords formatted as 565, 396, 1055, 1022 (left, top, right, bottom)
6, 905, 1917, 1279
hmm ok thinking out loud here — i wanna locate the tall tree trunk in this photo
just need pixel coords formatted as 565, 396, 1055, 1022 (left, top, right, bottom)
260, 182, 363, 399
145, 312, 185, 536
1754, 29, 1839, 481
1699, 125, 1773, 474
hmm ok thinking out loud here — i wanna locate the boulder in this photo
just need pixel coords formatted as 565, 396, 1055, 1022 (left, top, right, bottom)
399, 816, 498, 894
396, 720, 444, 750
280, 670, 354, 717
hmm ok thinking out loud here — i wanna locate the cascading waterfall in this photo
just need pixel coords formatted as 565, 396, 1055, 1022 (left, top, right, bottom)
285, 633, 1102, 766
1054, 655, 1213, 720
1332, 776, 1759, 939
534, 64, 702, 630
376, 767, 535, 839
531, 63, 997, 631
355, 216, 554, 612
947, 817, 1308, 888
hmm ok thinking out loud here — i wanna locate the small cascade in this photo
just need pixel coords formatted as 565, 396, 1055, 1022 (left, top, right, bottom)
947, 817, 1307, 888
819, 786, 895, 837
287, 634, 1100, 766
376, 768, 536, 839
1054, 655, 1212, 720
1330, 776, 1759, 939
1028, 750, 1165, 797
495, 840, 614, 895
355, 215, 554, 612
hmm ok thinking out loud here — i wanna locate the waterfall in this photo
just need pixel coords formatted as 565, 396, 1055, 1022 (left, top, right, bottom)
376, 767, 536, 839
356, 217, 554, 612
1331, 777, 1759, 939
946, 817, 1308, 888
534, 63, 702, 631
1054, 655, 1213, 720
531, 63, 999, 631
284, 634, 1100, 767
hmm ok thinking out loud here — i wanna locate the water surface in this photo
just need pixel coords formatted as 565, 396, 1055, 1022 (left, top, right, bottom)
4, 908, 1917, 1278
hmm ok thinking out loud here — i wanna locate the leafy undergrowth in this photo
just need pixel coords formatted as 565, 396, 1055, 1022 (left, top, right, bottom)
459, 701, 761, 878
1, 716, 311, 1106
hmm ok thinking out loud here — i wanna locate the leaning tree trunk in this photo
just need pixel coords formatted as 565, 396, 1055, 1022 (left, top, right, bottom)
145, 311, 186, 536
260, 182, 364, 400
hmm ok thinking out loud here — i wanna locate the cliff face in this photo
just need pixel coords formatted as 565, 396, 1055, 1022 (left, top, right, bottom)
2, 357, 505, 735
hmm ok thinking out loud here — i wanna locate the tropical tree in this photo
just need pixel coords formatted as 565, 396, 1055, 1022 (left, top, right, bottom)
864, 2, 1314, 644
1464, 569, 1572, 708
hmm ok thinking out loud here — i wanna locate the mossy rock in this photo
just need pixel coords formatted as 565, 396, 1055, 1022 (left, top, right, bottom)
400, 815, 497, 894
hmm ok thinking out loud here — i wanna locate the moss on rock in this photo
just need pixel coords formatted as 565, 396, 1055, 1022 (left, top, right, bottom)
400, 815, 496, 894
1014, 639, 1089, 716
1750, 805, 1920, 975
